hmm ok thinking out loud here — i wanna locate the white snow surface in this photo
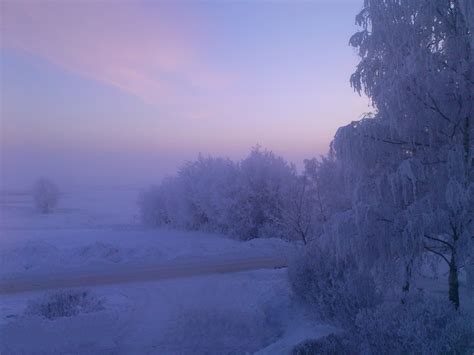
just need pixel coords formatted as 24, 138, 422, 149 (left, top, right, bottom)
0, 187, 293, 275
0, 186, 322, 354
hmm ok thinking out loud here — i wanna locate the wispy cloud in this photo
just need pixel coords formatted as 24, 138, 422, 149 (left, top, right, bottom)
1, 1, 229, 108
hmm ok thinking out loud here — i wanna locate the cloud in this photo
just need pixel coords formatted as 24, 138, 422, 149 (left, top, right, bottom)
1, 1, 229, 108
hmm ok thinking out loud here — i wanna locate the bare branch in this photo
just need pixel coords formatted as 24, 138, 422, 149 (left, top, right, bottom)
361, 134, 431, 148
421, 159, 447, 165
423, 234, 454, 251
424, 245, 450, 265
427, 92, 453, 124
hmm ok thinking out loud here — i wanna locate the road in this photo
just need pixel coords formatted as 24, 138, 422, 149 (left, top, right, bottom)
0, 255, 288, 294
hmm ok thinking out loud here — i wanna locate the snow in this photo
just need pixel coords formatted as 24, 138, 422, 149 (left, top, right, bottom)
256, 310, 336, 355
0, 187, 293, 276
0, 186, 323, 354
1, 270, 293, 354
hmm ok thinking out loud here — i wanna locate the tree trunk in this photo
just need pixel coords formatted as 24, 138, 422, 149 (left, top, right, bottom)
466, 262, 474, 295
400, 261, 413, 304
300, 231, 307, 245
448, 255, 460, 310
402, 262, 412, 292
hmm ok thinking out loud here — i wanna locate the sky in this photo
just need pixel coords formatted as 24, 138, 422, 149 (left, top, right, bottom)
1, 0, 370, 189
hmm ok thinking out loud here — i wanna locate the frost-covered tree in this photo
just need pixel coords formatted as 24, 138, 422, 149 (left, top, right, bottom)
139, 147, 298, 240
289, 2, 473, 350
139, 155, 238, 232
304, 154, 351, 226
231, 146, 297, 240
273, 175, 314, 244
32, 178, 59, 214
175, 155, 239, 232
344, 0, 474, 308
331, 118, 429, 294
274, 154, 350, 245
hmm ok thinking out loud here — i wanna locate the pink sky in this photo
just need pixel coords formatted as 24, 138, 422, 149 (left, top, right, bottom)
1, 0, 369, 188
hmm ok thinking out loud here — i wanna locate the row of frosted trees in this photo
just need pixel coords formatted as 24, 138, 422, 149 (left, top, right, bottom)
139, 147, 336, 243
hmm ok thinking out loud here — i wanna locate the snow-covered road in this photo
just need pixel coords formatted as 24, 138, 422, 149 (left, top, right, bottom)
0, 255, 288, 294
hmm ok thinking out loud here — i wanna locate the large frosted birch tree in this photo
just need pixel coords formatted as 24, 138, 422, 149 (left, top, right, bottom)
339, 0, 473, 308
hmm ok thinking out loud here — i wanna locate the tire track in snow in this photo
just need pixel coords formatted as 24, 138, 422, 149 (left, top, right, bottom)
0, 255, 288, 294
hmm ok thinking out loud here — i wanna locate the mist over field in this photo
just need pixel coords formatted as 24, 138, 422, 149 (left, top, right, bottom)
1, 0, 473, 354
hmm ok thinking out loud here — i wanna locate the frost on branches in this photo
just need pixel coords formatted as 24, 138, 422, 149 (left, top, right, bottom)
140, 147, 336, 242
334, 0, 473, 309
288, 2, 473, 353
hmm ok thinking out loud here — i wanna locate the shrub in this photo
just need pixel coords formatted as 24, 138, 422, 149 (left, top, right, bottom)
355, 293, 473, 354
32, 177, 59, 213
25, 289, 105, 319
292, 293, 472, 355
288, 244, 381, 326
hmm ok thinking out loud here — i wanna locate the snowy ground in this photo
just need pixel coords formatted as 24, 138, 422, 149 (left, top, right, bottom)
0, 188, 292, 275
0, 186, 319, 354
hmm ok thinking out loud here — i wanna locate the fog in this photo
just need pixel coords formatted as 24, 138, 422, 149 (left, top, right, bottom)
1, 0, 473, 354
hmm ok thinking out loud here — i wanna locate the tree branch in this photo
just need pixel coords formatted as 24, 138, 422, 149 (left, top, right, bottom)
424, 244, 450, 265
427, 92, 453, 124
423, 234, 454, 251
421, 159, 447, 165
361, 134, 431, 148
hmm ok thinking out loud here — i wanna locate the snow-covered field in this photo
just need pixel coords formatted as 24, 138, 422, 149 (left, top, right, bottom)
0, 187, 314, 354
0, 188, 292, 274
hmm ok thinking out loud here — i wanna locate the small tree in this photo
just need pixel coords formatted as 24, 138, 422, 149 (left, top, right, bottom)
276, 176, 315, 245
32, 178, 59, 213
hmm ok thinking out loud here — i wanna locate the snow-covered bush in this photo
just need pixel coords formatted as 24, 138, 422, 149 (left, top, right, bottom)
32, 177, 59, 213
355, 293, 473, 354
25, 289, 105, 320
292, 293, 472, 355
288, 244, 381, 326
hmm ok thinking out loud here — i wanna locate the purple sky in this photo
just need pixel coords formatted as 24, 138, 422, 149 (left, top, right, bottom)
1, 0, 369, 188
